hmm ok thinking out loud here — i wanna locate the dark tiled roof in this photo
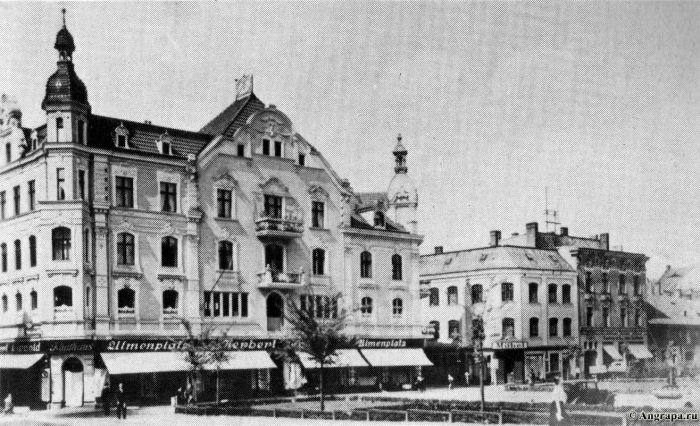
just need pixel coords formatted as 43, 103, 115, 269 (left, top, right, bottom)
421, 246, 576, 276
42, 62, 89, 109
199, 94, 265, 137
88, 115, 212, 158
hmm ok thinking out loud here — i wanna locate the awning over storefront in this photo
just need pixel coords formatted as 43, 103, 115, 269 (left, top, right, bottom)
360, 349, 433, 367
0, 353, 44, 369
627, 344, 653, 359
203, 351, 276, 370
297, 349, 368, 369
102, 352, 192, 375
603, 345, 623, 360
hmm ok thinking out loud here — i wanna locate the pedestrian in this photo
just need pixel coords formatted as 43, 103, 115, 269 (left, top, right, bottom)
549, 376, 570, 426
447, 374, 454, 390
115, 382, 127, 420
101, 383, 111, 416
415, 374, 425, 392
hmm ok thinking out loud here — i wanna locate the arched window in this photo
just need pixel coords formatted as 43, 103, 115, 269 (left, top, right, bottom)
373, 211, 385, 227
392, 298, 403, 317
77, 119, 85, 145
117, 287, 135, 313
116, 233, 135, 265
13, 239, 20, 270
29, 235, 37, 267
562, 284, 571, 304
429, 320, 440, 340
501, 282, 514, 302
218, 241, 234, 270
1, 294, 6, 313
312, 248, 325, 275
30, 290, 37, 310
471, 284, 483, 304
563, 317, 572, 337
163, 289, 179, 314
392, 254, 402, 281
529, 283, 538, 303
448, 320, 460, 339
548, 284, 557, 303
429, 287, 439, 306
52, 227, 71, 261
360, 251, 372, 278
529, 317, 539, 337
502, 318, 515, 338
549, 318, 559, 337
55, 117, 63, 143
360, 297, 373, 316
15, 292, 21, 312
161, 236, 178, 267
447, 286, 458, 305
1, 243, 6, 272
54, 286, 72, 308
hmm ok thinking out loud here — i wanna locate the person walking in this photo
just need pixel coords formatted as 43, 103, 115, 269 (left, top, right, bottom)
101, 383, 111, 416
549, 376, 570, 426
115, 383, 127, 420
447, 374, 454, 390
464, 370, 470, 387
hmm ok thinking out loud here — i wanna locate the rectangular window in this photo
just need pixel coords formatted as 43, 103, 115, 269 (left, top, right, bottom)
28, 180, 35, 211
563, 318, 572, 337
549, 318, 558, 337
501, 283, 514, 302
5, 144, 10, 163
222, 292, 230, 317
602, 273, 609, 293
634, 308, 641, 327
203, 292, 249, 318
298, 154, 305, 166
602, 307, 610, 327
620, 308, 627, 327
562, 285, 571, 304
264, 195, 283, 218
117, 134, 126, 148
586, 307, 593, 327
115, 176, 134, 208
529, 283, 538, 303
213, 292, 221, 317
13, 185, 20, 215
56, 168, 66, 201
262, 139, 270, 155
619, 274, 626, 294
0, 191, 5, 220
548, 284, 557, 303
78, 170, 85, 200
311, 201, 325, 228
237, 144, 245, 157
232, 292, 239, 316
217, 189, 232, 218
274, 141, 282, 157
633, 276, 640, 296
529, 318, 539, 337
241, 292, 248, 317
160, 182, 177, 212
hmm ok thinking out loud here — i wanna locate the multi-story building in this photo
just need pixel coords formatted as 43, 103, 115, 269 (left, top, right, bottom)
420, 231, 579, 386
0, 15, 429, 409
502, 223, 651, 377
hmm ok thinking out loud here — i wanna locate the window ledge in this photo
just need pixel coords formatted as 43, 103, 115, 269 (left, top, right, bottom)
158, 271, 186, 281
46, 268, 79, 277
359, 281, 377, 289
309, 227, 330, 232
113, 268, 143, 278
214, 217, 238, 223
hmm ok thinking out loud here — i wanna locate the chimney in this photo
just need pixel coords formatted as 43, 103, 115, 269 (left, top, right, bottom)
434, 246, 443, 255
489, 230, 501, 247
526, 222, 538, 248
599, 233, 610, 251
560, 227, 568, 237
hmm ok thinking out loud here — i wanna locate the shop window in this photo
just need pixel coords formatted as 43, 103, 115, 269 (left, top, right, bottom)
163, 290, 178, 314
529, 317, 539, 337
548, 284, 557, 303
429, 287, 439, 306
549, 318, 559, 337
501, 283, 513, 302
447, 286, 458, 305
471, 284, 483, 303
392, 254, 403, 281
161, 236, 178, 267
529, 283, 538, 303
54, 286, 72, 308
52, 227, 71, 261
502, 318, 515, 338
392, 298, 403, 317
448, 320, 460, 339
360, 251, 372, 279
563, 318, 572, 337
116, 233, 135, 265
360, 297, 373, 316
562, 284, 571, 304
218, 241, 234, 270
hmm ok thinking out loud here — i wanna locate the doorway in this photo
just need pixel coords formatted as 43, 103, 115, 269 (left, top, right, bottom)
267, 293, 284, 332
265, 244, 284, 272
63, 358, 84, 407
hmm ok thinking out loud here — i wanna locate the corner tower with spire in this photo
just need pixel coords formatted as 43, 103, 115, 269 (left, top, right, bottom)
387, 134, 418, 233
43, 9, 90, 144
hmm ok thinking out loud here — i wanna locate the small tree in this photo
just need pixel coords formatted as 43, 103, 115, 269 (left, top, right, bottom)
471, 316, 486, 413
281, 290, 354, 411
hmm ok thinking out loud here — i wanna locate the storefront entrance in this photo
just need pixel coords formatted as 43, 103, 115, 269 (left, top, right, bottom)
62, 358, 84, 407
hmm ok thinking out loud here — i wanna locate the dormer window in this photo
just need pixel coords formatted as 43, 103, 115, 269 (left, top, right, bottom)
262, 139, 270, 155
274, 141, 282, 157
373, 211, 385, 227
298, 153, 305, 166
162, 142, 171, 155
157, 132, 173, 156
114, 123, 129, 148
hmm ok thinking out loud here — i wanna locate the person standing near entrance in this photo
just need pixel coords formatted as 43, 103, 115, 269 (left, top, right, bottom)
549, 376, 570, 426
115, 383, 127, 420
101, 383, 111, 416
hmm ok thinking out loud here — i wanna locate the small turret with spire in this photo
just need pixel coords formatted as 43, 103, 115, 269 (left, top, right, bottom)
393, 133, 408, 174
387, 133, 418, 233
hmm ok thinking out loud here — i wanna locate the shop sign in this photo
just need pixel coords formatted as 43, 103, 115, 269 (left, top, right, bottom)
356, 338, 425, 349
0, 339, 94, 354
493, 340, 528, 350
102, 339, 280, 352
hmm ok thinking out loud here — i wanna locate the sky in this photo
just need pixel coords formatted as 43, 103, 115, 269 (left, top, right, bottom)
1, 2, 698, 279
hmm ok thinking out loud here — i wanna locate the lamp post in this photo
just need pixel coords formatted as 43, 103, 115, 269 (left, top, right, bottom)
471, 303, 486, 414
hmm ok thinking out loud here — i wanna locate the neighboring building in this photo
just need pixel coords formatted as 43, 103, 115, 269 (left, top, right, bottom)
420, 232, 579, 386
502, 223, 651, 377
0, 14, 428, 409
646, 266, 700, 375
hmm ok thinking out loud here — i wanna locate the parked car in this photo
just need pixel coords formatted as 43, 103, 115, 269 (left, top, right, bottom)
564, 380, 615, 406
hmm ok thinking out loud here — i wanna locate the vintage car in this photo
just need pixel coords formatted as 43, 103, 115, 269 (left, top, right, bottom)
564, 380, 616, 406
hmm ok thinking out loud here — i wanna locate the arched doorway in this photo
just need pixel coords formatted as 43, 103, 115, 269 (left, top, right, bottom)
63, 358, 84, 407
267, 293, 284, 332
265, 244, 284, 272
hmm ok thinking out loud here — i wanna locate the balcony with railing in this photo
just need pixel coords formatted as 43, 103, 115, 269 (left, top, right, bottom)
255, 214, 304, 239
257, 265, 306, 289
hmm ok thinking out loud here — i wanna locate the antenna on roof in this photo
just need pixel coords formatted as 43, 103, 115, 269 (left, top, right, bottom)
545, 186, 560, 233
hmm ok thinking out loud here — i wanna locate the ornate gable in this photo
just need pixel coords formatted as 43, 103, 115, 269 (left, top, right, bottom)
259, 177, 290, 197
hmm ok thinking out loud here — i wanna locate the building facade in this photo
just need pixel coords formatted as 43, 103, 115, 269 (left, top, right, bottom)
502, 223, 651, 377
419, 233, 579, 386
0, 16, 429, 409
